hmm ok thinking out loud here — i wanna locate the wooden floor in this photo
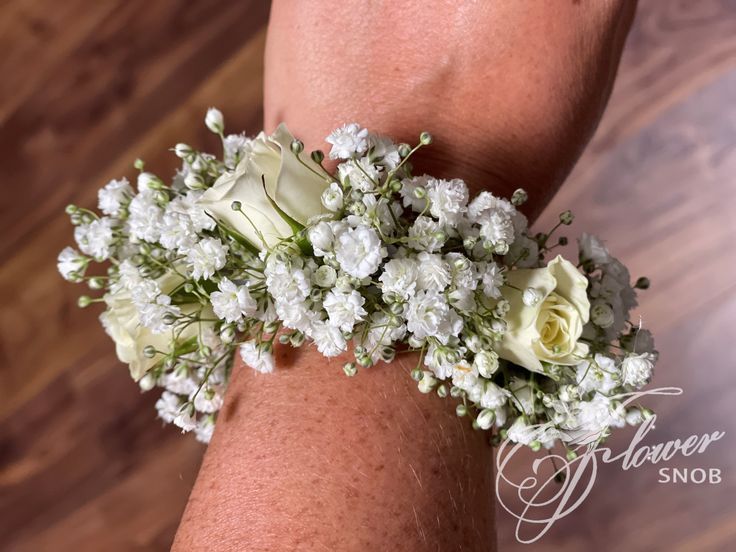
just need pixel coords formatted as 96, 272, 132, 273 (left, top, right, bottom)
1, 1, 735, 550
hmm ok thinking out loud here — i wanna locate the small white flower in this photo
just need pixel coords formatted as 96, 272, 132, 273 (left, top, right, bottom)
427, 178, 468, 226
579, 233, 612, 266
323, 289, 367, 332
162, 370, 198, 395
480, 262, 504, 298
186, 237, 228, 280
407, 216, 445, 252
275, 299, 316, 333
205, 107, 224, 134
355, 313, 407, 364
159, 200, 199, 253
400, 175, 430, 212
192, 385, 224, 414
308, 220, 345, 257
417, 371, 437, 394
265, 257, 311, 301
223, 133, 251, 166
74, 217, 115, 260
451, 360, 479, 393
506, 418, 537, 446
211, 278, 257, 323
98, 177, 132, 216
405, 290, 463, 344
321, 182, 344, 211
576, 354, 619, 395
334, 225, 385, 279
173, 409, 197, 432
467, 191, 517, 223
572, 395, 622, 435
379, 257, 419, 300
416, 252, 451, 292
311, 321, 347, 357
368, 134, 400, 169
479, 211, 515, 248
622, 353, 656, 387
479, 381, 510, 410
338, 157, 381, 192
155, 391, 182, 423
127, 191, 164, 243
326, 123, 369, 159
239, 341, 274, 373
136, 172, 160, 192
473, 350, 499, 378
194, 417, 216, 443
57, 247, 87, 281
139, 294, 180, 334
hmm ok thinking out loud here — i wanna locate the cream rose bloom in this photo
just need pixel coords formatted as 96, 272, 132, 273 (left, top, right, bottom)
197, 124, 329, 248
497, 255, 590, 373
100, 272, 211, 380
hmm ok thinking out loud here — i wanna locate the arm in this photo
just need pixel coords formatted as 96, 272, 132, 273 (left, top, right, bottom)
173, 2, 636, 550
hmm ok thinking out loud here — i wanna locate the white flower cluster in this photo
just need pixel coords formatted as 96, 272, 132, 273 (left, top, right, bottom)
58, 110, 658, 451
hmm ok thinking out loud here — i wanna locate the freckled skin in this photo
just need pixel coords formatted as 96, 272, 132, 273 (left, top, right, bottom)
173, 2, 636, 550
176, 347, 494, 551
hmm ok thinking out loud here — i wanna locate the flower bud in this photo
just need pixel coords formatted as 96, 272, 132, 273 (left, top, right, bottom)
476, 409, 496, 430
310, 150, 324, 164
635, 276, 650, 290
65, 204, 78, 215
455, 404, 468, 417
511, 188, 528, 206
313, 265, 337, 287
436, 384, 448, 398
174, 143, 192, 158
138, 373, 156, 391
290, 139, 304, 155
77, 295, 92, 308
205, 107, 224, 134
419, 132, 433, 145
559, 210, 574, 225
143, 345, 157, 358
397, 143, 411, 157
162, 312, 177, 325
343, 362, 357, 377
591, 302, 615, 328
184, 173, 205, 190
220, 325, 236, 344
88, 277, 105, 290
417, 371, 437, 393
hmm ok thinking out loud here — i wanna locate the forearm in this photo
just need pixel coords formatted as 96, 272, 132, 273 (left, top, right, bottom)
173, 349, 495, 550
263, 0, 636, 220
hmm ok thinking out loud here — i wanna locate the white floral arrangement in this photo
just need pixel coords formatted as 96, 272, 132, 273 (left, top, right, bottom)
58, 109, 657, 449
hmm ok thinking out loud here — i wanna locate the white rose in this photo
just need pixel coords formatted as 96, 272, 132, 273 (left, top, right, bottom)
497, 255, 590, 373
197, 124, 329, 248
101, 271, 212, 380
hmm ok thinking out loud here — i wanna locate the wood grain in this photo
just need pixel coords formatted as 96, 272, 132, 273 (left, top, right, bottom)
1, 0, 735, 550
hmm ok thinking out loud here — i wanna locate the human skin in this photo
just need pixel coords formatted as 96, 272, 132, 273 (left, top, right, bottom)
173, 2, 636, 550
